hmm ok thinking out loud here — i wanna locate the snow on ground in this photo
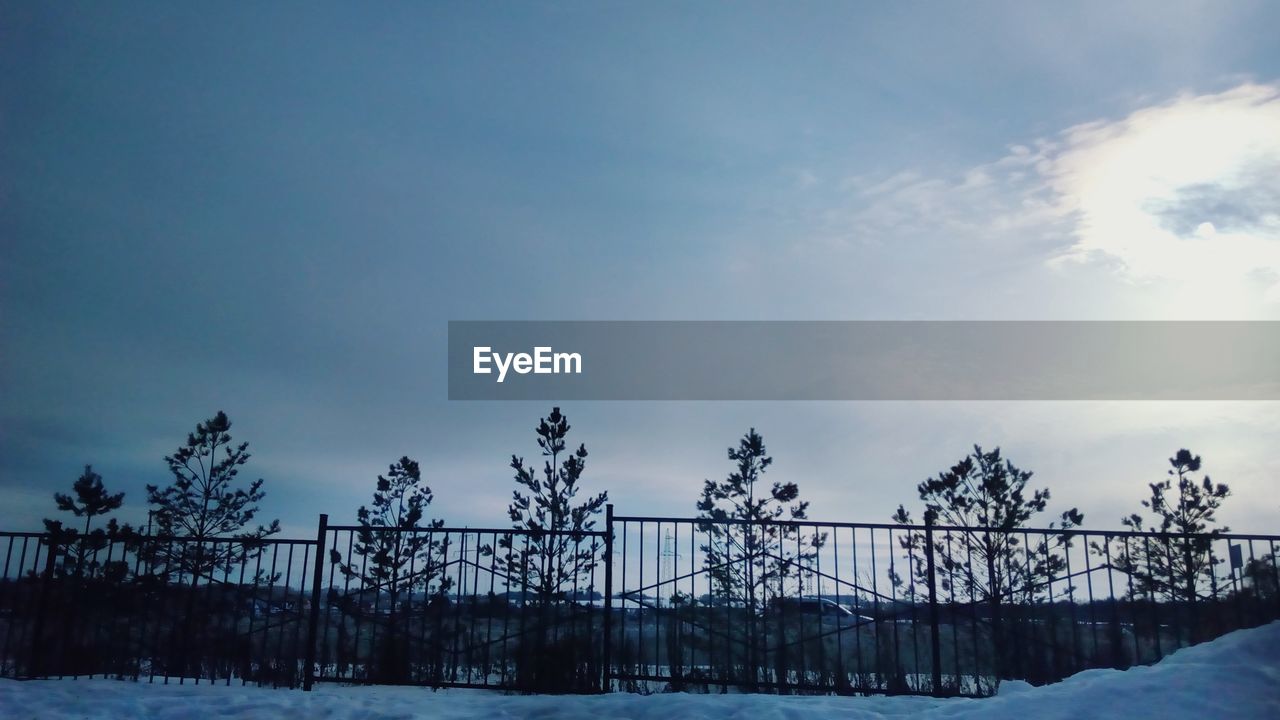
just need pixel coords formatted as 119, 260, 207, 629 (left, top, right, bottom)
3, 623, 1279, 720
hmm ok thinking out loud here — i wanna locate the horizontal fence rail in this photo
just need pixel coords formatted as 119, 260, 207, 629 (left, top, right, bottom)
0, 528, 318, 688
1, 509, 1277, 698
313, 522, 607, 692
606, 514, 1280, 696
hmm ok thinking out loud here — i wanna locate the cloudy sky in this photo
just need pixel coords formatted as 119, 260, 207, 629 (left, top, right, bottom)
3, 1, 1279, 538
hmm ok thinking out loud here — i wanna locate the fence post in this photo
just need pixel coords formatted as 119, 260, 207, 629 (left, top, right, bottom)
27, 535, 59, 678
986, 530, 1004, 683
924, 516, 943, 696
1184, 538, 1198, 644
303, 513, 328, 691
601, 504, 614, 694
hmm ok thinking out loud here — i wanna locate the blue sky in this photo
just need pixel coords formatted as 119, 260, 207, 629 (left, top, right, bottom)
3, 1, 1280, 538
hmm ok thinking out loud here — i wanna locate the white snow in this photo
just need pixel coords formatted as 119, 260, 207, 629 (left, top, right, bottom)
3, 622, 1279, 720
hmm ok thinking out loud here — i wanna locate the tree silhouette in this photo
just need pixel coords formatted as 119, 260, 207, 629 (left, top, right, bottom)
485, 407, 607, 693
697, 428, 826, 608
43, 465, 129, 578
695, 429, 827, 689
1241, 553, 1280, 603
493, 407, 607, 604
329, 456, 450, 683
1103, 449, 1231, 603
332, 456, 450, 601
892, 445, 1082, 684
143, 411, 279, 582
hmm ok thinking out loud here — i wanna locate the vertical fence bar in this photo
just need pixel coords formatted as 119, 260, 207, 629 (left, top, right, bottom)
303, 514, 328, 691
924, 516, 943, 695
3, 521, 1279, 698
1102, 535, 1122, 668
851, 528, 863, 692
1270, 540, 1279, 618
26, 536, 59, 678
1184, 537, 1198, 643
1142, 536, 1160, 662
0, 536, 18, 676
944, 531, 960, 692
984, 530, 1003, 684
601, 504, 614, 693
637, 521, 646, 680
1062, 534, 1080, 674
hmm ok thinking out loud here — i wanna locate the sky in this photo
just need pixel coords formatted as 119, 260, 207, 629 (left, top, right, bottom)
2, 1, 1279, 539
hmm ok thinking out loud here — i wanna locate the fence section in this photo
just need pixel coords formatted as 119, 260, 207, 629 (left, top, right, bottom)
0, 528, 317, 687
604, 514, 1280, 696
313, 522, 607, 691
1, 511, 1277, 697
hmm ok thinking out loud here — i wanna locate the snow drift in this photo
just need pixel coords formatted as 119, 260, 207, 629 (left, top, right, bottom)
2, 621, 1278, 720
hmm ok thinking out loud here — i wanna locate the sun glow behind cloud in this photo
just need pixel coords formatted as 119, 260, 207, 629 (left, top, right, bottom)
829, 83, 1280, 318
1049, 83, 1280, 312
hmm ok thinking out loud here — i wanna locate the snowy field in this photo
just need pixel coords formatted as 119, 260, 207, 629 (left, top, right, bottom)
2, 622, 1278, 720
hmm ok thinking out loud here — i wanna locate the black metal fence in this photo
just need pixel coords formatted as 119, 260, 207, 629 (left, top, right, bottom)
606, 514, 1280, 696
313, 519, 607, 692
1, 509, 1277, 697
0, 527, 318, 687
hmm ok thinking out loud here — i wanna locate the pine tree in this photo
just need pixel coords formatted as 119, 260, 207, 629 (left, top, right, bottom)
55, 465, 125, 531
696, 429, 827, 690
697, 428, 826, 608
43, 465, 129, 577
1104, 449, 1230, 603
892, 445, 1082, 685
1241, 553, 1279, 603
892, 446, 1082, 603
486, 407, 607, 693
332, 456, 449, 601
493, 407, 607, 604
144, 411, 279, 581
329, 456, 450, 683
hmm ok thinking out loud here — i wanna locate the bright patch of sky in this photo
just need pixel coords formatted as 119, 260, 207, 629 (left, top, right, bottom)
2, 1, 1279, 537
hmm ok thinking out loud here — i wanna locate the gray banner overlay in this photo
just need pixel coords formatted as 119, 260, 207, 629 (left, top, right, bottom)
448, 321, 1280, 400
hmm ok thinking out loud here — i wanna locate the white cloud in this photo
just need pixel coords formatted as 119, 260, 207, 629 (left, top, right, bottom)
1048, 84, 1280, 309
832, 138, 1068, 252
829, 83, 1280, 317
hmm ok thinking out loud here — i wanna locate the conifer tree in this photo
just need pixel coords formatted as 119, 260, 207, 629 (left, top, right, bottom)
54, 465, 125, 533
43, 465, 129, 577
891, 446, 1082, 605
484, 407, 608, 692
696, 428, 827, 609
330, 456, 450, 683
1104, 449, 1230, 603
892, 445, 1082, 685
694, 429, 827, 691
494, 407, 607, 604
144, 411, 279, 581
331, 456, 451, 603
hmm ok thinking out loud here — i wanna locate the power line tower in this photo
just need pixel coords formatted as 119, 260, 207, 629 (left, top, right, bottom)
661, 528, 681, 607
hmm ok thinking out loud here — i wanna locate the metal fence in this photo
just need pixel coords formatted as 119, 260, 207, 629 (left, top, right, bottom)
1, 509, 1277, 697
0, 527, 318, 687
313, 519, 607, 692
606, 514, 1280, 696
